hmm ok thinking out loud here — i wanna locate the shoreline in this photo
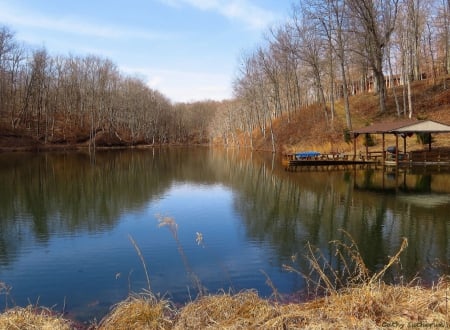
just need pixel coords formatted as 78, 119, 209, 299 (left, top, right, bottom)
1, 280, 449, 329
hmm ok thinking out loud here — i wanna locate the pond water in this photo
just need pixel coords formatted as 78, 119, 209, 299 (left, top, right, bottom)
0, 148, 449, 322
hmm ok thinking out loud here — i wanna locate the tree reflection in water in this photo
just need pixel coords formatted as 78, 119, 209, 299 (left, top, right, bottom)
0, 149, 449, 320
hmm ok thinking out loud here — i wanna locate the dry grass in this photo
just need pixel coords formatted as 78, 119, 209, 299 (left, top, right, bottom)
1, 279, 447, 329
1, 279, 449, 329
174, 290, 280, 329
98, 281, 449, 329
275, 279, 450, 329
0, 305, 72, 330
98, 291, 174, 330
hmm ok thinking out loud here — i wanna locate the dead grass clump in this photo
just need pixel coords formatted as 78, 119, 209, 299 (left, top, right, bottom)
0, 305, 72, 330
278, 230, 450, 328
172, 277, 449, 329
273, 278, 450, 329
174, 290, 281, 329
98, 291, 174, 330
1, 280, 448, 329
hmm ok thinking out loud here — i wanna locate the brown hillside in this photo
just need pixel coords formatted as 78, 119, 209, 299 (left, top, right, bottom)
1, 76, 449, 152
250, 76, 450, 154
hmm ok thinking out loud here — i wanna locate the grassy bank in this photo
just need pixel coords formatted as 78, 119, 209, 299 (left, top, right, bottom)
1, 234, 449, 329
1, 281, 449, 329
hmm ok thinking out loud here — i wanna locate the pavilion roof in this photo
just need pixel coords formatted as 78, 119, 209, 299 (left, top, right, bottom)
352, 119, 450, 135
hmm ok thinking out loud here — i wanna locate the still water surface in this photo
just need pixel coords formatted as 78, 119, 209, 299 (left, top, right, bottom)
0, 148, 449, 321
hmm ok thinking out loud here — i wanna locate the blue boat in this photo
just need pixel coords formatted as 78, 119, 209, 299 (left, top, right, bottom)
295, 151, 321, 159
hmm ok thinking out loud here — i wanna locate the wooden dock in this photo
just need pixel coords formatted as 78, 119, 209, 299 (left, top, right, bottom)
284, 148, 450, 171
283, 153, 377, 171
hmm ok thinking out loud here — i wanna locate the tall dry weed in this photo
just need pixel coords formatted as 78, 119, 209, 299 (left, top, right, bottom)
283, 229, 408, 296
157, 215, 207, 297
0, 281, 12, 309
128, 234, 152, 291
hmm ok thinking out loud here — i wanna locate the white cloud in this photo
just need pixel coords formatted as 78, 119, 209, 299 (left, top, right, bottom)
0, 3, 169, 41
147, 75, 163, 88
158, 0, 278, 30
122, 65, 231, 102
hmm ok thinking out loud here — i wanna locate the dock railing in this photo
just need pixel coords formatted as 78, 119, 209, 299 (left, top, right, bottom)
410, 149, 450, 163
320, 152, 349, 160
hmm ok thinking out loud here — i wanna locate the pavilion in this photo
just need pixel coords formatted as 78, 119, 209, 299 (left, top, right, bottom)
351, 119, 450, 166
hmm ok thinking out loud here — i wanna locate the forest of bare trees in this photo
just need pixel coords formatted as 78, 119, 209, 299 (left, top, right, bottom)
0, 26, 218, 147
1, 0, 449, 150
228, 0, 450, 150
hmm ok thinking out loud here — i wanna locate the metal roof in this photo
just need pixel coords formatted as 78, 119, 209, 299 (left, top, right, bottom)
352, 119, 450, 134
394, 120, 450, 133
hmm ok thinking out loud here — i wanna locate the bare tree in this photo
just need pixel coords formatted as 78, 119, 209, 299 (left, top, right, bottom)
347, 0, 400, 113
406, 0, 425, 80
0, 27, 16, 116
273, 27, 304, 122
20, 48, 51, 136
0, 27, 25, 128
304, 0, 353, 129
233, 59, 261, 149
439, 0, 450, 88
290, 11, 331, 123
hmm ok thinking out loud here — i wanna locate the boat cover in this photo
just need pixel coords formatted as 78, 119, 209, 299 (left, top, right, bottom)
295, 151, 321, 158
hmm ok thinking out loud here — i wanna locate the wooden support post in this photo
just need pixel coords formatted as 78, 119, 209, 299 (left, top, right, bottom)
395, 134, 399, 167
365, 134, 369, 160
403, 135, 407, 154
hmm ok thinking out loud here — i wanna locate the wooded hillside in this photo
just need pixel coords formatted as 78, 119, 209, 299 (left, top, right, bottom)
0, 0, 449, 152
221, 0, 450, 152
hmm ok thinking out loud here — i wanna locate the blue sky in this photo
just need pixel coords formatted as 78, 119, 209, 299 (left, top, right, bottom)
0, 0, 292, 103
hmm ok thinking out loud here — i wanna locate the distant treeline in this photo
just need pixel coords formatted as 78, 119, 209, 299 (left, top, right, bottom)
0, 26, 221, 146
